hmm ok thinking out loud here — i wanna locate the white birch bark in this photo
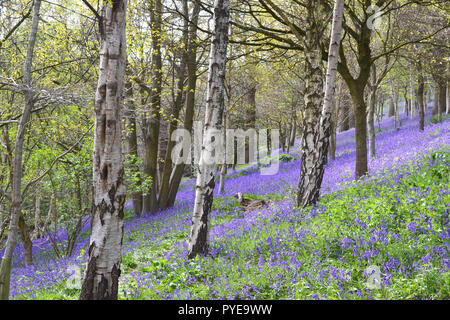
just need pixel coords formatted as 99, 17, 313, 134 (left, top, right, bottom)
319, 0, 344, 148
188, 0, 230, 258
80, 0, 127, 300
297, 0, 344, 208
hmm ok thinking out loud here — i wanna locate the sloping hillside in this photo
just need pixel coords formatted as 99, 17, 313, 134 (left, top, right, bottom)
5, 113, 450, 299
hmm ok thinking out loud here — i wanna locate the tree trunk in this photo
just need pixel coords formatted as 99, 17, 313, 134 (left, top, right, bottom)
18, 214, 32, 266
417, 60, 425, 131
432, 81, 439, 115
79, 0, 127, 300
167, 2, 201, 207
438, 83, 446, 118
297, 0, 343, 208
322, 0, 344, 164
34, 182, 41, 239
368, 66, 377, 158
388, 99, 395, 117
158, 0, 189, 209
329, 83, 341, 161
410, 63, 416, 119
447, 80, 450, 114
296, 39, 323, 207
218, 112, 227, 194
340, 97, 350, 132
0, 0, 41, 300
188, 0, 230, 259
245, 84, 257, 162
289, 111, 297, 146
390, 79, 400, 129
142, 0, 163, 215
403, 89, 409, 116
350, 84, 369, 178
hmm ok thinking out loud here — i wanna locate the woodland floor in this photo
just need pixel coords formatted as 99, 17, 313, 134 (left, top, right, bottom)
4, 108, 450, 300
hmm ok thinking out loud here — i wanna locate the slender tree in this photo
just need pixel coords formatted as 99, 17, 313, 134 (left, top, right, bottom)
0, 0, 41, 300
188, 0, 230, 258
297, 0, 344, 208
158, 0, 189, 209
166, 1, 201, 208
410, 63, 416, 119
417, 60, 425, 131
142, 0, 163, 215
79, 0, 127, 300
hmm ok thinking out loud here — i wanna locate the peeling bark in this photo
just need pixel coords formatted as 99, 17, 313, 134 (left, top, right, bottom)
188, 0, 230, 259
296, 4, 324, 208
80, 0, 127, 300
297, 0, 343, 208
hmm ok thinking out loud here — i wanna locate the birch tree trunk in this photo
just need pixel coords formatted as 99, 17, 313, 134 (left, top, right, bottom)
188, 0, 230, 259
297, 0, 343, 208
79, 0, 127, 300
296, 7, 324, 208
0, 0, 41, 300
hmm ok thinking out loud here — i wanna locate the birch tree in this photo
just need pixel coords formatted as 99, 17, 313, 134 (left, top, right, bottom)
0, 0, 41, 300
188, 0, 230, 258
297, 0, 344, 208
79, 0, 127, 300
